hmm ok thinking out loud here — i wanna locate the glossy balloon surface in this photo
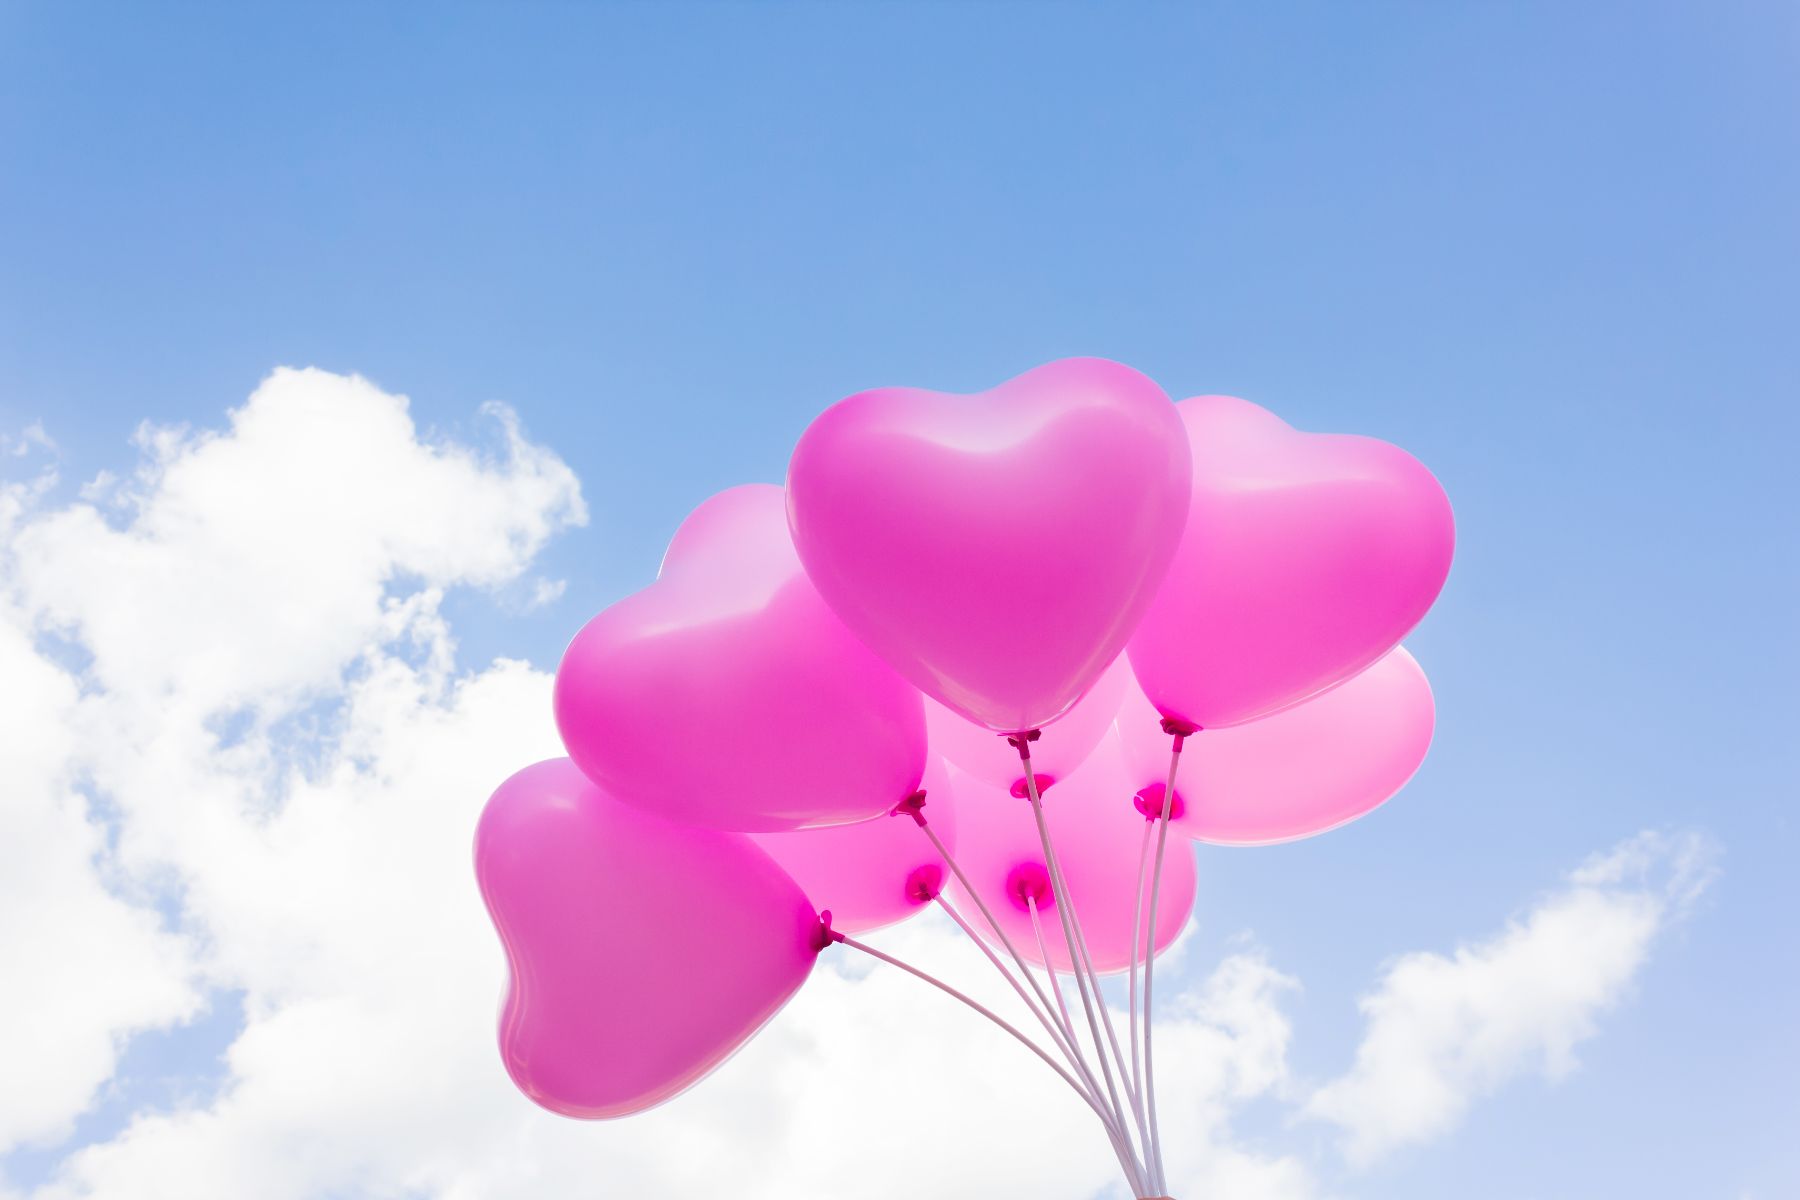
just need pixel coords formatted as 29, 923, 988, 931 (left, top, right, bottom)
1120, 648, 1435, 845
1128, 395, 1452, 729
787, 357, 1191, 735
750, 758, 958, 934
555, 483, 926, 831
475, 759, 819, 1119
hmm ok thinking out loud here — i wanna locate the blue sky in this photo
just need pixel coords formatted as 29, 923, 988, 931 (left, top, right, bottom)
2, 4, 1796, 1198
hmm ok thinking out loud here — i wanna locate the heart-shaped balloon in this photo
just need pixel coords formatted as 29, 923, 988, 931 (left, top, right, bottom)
942, 741, 1195, 974
555, 483, 926, 832
1120, 647, 1435, 845
1128, 395, 1453, 729
787, 357, 1191, 735
927, 653, 1130, 798
750, 758, 957, 934
476, 759, 820, 1119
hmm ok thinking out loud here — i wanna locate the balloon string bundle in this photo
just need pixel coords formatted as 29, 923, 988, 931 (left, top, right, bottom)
828, 729, 1190, 1198
474, 357, 1455, 1200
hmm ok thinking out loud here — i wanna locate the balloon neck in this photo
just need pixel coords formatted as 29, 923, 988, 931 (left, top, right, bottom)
812, 910, 846, 952
1008, 773, 1055, 799
1134, 783, 1186, 822
1004, 862, 1054, 912
1159, 714, 1201, 751
1003, 729, 1042, 761
904, 864, 944, 904
891, 790, 928, 826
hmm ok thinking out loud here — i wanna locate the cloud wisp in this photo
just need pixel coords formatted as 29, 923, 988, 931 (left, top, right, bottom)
1305, 831, 1717, 1165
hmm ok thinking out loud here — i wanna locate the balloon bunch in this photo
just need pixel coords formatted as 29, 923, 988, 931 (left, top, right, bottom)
475, 358, 1453, 1197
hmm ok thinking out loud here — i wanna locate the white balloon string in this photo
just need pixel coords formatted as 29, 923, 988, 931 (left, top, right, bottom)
1128, 817, 1153, 1104
1027, 923, 1145, 1200
833, 933, 1096, 1107
1053, 829, 1149, 1150
917, 821, 1086, 1058
834, 933, 1146, 1193
916, 818, 1123, 1142
934, 895, 1095, 1101
1026, 895, 1079, 1053
1142, 736, 1185, 1196
1027, 902, 1150, 1197
1036, 881, 1154, 1184
1020, 752, 1135, 1165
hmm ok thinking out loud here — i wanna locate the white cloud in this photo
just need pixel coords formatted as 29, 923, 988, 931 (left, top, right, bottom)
1154, 954, 1316, 1200
0, 617, 198, 1151
10, 368, 583, 715
0, 369, 584, 1164
2, 420, 56, 458
0, 368, 1712, 1200
1304, 830, 1717, 1165
523, 577, 566, 610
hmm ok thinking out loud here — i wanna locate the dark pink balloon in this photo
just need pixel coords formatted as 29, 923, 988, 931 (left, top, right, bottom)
787, 357, 1191, 736
475, 759, 820, 1119
555, 483, 926, 832
1119, 648, 1436, 845
1128, 395, 1453, 729
942, 741, 1195, 974
750, 758, 957, 934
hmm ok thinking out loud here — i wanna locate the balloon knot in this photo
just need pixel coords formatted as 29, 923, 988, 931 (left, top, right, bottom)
1134, 783, 1186, 822
905, 864, 944, 904
1005, 862, 1054, 911
891, 791, 928, 826
812, 910, 845, 952
1160, 715, 1200, 750
1004, 729, 1042, 760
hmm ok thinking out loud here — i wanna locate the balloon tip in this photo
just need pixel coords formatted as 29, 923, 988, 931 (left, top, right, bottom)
1134, 783, 1186, 822
905, 864, 943, 904
1008, 773, 1055, 799
1160, 714, 1200, 751
812, 910, 846, 952
1004, 729, 1042, 762
891, 791, 928, 826
1004, 862, 1054, 911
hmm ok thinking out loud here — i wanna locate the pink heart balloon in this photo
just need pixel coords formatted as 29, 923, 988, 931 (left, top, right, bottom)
942, 741, 1196, 974
475, 759, 819, 1119
1128, 395, 1454, 729
787, 357, 1191, 735
750, 758, 957, 935
927, 653, 1130, 798
1120, 648, 1435, 845
555, 483, 926, 832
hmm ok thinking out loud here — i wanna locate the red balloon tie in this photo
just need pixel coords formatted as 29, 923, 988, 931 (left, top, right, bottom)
891, 790, 928, 826
812, 910, 845, 952
1159, 715, 1199, 752
1005, 729, 1042, 759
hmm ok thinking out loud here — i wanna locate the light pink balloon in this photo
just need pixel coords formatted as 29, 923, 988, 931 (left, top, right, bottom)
927, 654, 1130, 797
787, 357, 1191, 735
942, 741, 1196, 974
1128, 395, 1453, 730
750, 758, 958, 935
555, 484, 926, 832
475, 759, 819, 1119
1119, 648, 1436, 845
